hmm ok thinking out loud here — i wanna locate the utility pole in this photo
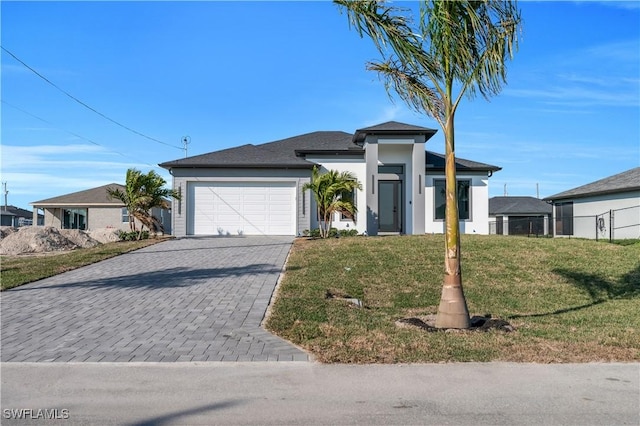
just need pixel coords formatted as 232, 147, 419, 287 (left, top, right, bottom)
503, 183, 507, 196
182, 136, 191, 158
536, 183, 540, 199
2, 182, 7, 211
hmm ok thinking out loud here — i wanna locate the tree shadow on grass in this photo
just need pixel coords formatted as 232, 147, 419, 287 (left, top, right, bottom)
6, 264, 282, 292
508, 264, 640, 319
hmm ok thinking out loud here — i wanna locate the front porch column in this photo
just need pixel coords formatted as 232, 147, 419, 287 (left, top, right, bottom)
365, 141, 379, 236
411, 141, 426, 234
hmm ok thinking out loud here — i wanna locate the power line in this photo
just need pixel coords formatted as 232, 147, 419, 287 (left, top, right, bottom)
2, 100, 161, 170
1, 46, 183, 150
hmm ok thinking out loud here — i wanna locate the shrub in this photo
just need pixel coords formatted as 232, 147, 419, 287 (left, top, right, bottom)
305, 228, 359, 238
118, 230, 149, 241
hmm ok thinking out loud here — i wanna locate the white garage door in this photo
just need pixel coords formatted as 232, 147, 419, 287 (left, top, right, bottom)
188, 182, 297, 236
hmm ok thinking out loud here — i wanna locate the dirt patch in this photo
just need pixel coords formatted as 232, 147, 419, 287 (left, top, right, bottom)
0, 226, 121, 256
396, 314, 515, 333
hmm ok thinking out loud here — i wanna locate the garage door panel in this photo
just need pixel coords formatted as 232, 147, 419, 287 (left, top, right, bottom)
269, 204, 291, 213
189, 182, 296, 235
243, 204, 268, 213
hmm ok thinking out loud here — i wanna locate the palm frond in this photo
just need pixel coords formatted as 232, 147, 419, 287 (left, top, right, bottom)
368, 59, 445, 126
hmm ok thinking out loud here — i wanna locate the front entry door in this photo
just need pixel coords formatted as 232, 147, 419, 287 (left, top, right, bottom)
378, 181, 402, 233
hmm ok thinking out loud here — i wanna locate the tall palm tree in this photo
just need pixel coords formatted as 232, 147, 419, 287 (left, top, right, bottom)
108, 169, 181, 239
303, 167, 362, 238
335, 0, 521, 328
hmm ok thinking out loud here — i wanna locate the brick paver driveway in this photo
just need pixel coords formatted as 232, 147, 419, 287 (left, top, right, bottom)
1, 236, 309, 362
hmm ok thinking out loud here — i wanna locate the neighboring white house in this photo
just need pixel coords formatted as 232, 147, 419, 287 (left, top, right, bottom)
31, 184, 172, 234
488, 196, 552, 236
543, 167, 640, 240
159, 121, 500, 237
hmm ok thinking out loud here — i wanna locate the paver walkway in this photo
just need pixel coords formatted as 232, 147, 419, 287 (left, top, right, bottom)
1, 236, 309, 362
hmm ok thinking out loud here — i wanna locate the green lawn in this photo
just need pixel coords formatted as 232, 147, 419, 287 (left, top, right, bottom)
1, 239, 164, 291
265, 235, 640, 363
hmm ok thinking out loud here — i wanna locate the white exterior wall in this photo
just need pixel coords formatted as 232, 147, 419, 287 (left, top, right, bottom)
424, 173, 490, 235
557, 191, 640, 239
306, 156, 367, 234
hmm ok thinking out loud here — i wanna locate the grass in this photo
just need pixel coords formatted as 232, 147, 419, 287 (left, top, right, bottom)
1, 238, 165, 291
265, 235, 640, 363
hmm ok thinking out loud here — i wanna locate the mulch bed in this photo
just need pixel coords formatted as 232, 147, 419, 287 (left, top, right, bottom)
396, 315, 515, 332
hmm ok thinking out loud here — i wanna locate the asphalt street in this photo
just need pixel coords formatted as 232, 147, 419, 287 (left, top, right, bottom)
2, 362, 638, 425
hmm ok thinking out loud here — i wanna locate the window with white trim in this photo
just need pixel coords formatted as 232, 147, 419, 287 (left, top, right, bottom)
340, 189, 357, 221
121, 207, 130, 223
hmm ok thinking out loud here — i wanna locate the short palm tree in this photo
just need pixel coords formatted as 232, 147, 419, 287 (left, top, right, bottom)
108, 169, 181, 239
303, 167, 362, 238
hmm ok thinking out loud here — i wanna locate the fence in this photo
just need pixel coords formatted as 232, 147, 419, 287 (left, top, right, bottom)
591, 205, 640, 241
488, 216, 550, 237
488, 205, 639, 240
555, 205, 639, 240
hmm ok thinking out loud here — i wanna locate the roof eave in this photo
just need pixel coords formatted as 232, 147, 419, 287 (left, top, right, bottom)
353, 129, 438, 144
295, 149, 364, 157
30, 202, 124, 207
157, 163, 315, 170
427, 166, 502, 173
543, 186, 640, 202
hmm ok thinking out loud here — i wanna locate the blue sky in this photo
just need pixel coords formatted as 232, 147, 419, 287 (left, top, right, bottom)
2, 1, 639, 210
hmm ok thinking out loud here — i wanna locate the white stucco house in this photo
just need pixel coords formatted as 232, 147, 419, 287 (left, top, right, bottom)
159, 121, 501, 237
31, 184, 172, 233
543, 167, 640, 239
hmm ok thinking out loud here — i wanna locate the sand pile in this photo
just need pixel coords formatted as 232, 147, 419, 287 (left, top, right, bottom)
0, 226, 121, 255
88, 228, 121, 244
0, 226, 19, 240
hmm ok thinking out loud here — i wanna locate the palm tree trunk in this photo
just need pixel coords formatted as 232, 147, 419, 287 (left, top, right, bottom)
435, 111, 470, 329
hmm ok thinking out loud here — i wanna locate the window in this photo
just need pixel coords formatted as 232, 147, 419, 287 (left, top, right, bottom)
62, 208, 87, 230
378, 165, 404, 175
340, 189, 357, 221
555, 202, 573, 235
121, 207, 130, 223
434, 179, 471, 220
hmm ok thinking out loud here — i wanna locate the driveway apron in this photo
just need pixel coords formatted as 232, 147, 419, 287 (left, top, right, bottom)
1, 236, 309, 362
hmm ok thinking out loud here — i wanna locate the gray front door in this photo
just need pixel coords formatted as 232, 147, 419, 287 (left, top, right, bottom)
378, 181, 402, 233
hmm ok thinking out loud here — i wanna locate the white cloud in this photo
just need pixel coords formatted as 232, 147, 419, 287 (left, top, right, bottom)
1, 144, 154, 171
594, 1, 640, 10
363, 104, 404, 127
0, 143, 171, 208
3, 143, 105, 157
505, 86, 639, 108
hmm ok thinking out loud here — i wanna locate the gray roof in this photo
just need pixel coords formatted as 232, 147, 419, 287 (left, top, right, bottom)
353, 121, 437, 143
489, 196, 552, 215
544, 167, 640, 201
159, 131, 357, 169
159, 122, 500, 173
0, 205, 39, 218
426, 151, 501, 172
32, 184, 126, 207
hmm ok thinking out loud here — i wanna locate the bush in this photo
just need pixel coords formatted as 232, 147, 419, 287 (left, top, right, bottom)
118, 230, 150, 241
303, 228, 360, 238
